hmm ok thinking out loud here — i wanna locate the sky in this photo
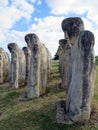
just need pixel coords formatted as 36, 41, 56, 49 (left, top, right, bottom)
0, 0, 98, 58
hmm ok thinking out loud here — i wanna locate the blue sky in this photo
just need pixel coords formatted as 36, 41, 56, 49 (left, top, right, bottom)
0, 0, 98, 57
13, 0, 50, 31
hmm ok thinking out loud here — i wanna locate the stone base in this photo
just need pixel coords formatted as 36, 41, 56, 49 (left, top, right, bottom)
57, 100, 73, 124
18, 92, 29, 101
57, 100, 91, 124
4, 86, 15, 91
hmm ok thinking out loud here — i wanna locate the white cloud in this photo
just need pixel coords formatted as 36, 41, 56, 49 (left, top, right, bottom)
1, 16, 64, 57
0, 31, 6, 42
46, 0, 98, 25
0, 0, 98, 58
1, 15, 98, 58
27, 0, 41, 5
45, 0, 98, 56
0, 30, 27, 55
11, 0, 35, 19
0, 0, 35, 30
0, 0, 35, 53
29, 16, 98, 57
6, 30, 26, 47
28, 16, 64, 57
93, 30, 98, 56
29, 0, 37, 3
82, 18, 98, 56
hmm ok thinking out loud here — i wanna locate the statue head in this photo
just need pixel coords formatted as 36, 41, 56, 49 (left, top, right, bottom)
81, 31, 95, 53
22, 47, 31, 55
25, 33, 40, 48
62, 17, 84, 45
8, 43, 18, 53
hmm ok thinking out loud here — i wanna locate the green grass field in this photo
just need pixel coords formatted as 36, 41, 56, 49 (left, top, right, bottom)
0, 60, 98, 130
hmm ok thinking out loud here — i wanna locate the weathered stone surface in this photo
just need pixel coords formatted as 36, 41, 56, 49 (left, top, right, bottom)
57, 100, 73, 124
57, 39, 69, 88
27, 43, 40, 98
66, 30, 95, 123
23, 33, 52, 99
7, 43, 26, 89
57, 17, 84, 88
0, 48, 3, 84
0, 48, 10, 84
57, 17, 95, 124
62, 17, 84, 45
22, 47, 31, 84
46, 47, 52, 77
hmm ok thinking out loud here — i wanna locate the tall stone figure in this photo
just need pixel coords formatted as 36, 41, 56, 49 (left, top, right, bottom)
21, 33, 52, 99
57, 17, 95, 124
57, 39, 68, 88
46, 47, 52, 78
0, 48, 10, 84
57, 17, 84, 88
22, 47, 31, 84
7, 43, 26, 90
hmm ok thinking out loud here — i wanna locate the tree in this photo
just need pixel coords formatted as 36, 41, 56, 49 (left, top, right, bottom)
53, 53, 59, 60
95, 56, 98, 65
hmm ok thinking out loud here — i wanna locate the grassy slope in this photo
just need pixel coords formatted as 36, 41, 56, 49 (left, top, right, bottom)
0, 60, 98, 130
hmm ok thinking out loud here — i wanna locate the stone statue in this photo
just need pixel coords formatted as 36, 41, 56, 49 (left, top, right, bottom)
46, 47, 52, 78
22, 47, 31, 84
7, 43, 26, 90
57, 17, 84, 88
0, 48, 10, 84
62, 17, 84, 45
57, 39, 68, 88
57, 17, 95, 124
19, 33, 52, 100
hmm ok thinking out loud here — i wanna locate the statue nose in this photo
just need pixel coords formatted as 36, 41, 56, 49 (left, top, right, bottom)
73, 23, 77, 28
28, 43, 32, 47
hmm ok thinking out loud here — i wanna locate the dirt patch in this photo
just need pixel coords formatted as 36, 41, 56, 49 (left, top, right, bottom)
0, 112, 3, 116
88, 105, 98, 125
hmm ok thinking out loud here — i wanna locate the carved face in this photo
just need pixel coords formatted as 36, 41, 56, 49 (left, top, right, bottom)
23, 47, 28, 52
8, 43, 18, 53
62, 17, 84, 39
23, 47, 30, 55
25, 33, 39, 48
59, 39, 67, 47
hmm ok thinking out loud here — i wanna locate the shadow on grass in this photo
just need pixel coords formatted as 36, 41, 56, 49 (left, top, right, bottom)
0, 61, 98, 130
0, 90, 23, 111
0, 102, 98, 130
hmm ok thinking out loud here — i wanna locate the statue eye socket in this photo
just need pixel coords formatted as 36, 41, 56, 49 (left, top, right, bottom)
26, 36, 30, 42
32, 35, 36, 39
76, 21, 79, 26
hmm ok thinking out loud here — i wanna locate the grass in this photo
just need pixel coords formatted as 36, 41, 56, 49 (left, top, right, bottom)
95, 56, 98, 65
0, 60, 98, 130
